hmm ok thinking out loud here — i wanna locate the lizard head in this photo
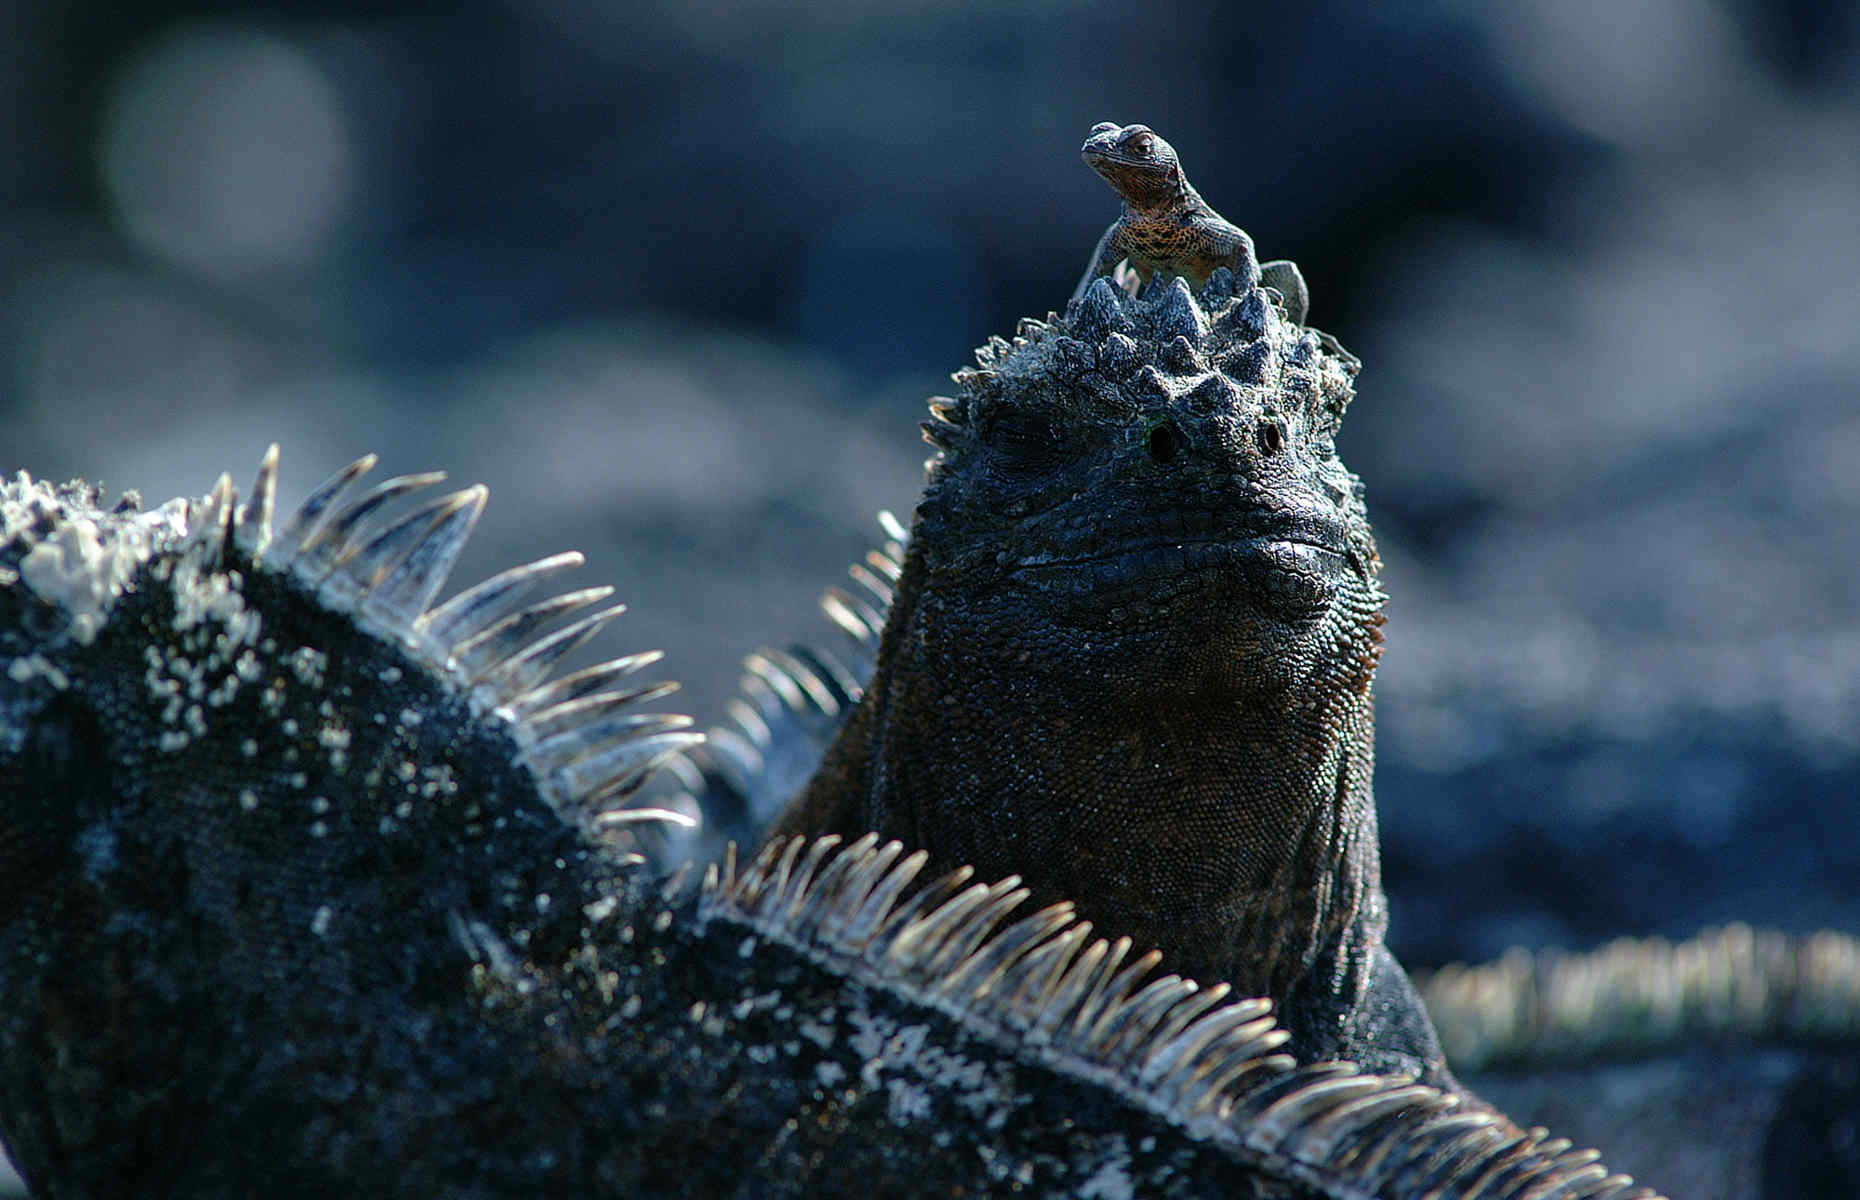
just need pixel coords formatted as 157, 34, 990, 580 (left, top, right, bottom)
913, 272, 1381, 700
1081, 121, 1186, 213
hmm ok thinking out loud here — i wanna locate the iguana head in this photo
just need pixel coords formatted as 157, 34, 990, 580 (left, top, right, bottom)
1081, 121, 1188, 213
915, 272, 1382, 703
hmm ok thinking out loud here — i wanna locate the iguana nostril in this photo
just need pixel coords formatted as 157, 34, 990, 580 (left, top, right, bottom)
1147, 421, 1183, 464
1256, 418, 1283, 455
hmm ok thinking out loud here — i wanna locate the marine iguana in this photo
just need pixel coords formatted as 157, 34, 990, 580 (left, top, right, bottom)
771, 266, 1449, 1086
1072, 120, 1311, 324
0, 448, 1664, 1198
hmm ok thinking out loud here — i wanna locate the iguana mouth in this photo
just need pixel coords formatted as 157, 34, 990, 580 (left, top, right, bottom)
1010, 504, 1346, 577
1007, 518, 1347, 616
1013, 534, 1342, 584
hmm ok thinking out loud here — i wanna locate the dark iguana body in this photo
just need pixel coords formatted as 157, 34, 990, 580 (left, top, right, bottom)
773, 269, 1447, 1085
0, 453, 1659, 1198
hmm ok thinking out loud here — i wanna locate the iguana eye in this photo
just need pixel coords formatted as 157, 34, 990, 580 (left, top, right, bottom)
1126, 133, 1155, 157
985, 410, 1065, 466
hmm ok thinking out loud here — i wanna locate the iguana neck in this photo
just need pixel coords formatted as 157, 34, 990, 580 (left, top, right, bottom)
787, 537, 1388, 1059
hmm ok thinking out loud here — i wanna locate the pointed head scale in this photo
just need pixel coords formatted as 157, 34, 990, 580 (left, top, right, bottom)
1154, 276, 1207, 348
1081, 121, 1184, 211
1070, 275, 1135, 345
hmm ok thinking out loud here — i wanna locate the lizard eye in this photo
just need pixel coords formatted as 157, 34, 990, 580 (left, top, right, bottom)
1125, 133, 1155, 157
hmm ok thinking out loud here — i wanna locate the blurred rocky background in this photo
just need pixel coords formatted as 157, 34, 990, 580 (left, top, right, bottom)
2, 2, 1856, 1188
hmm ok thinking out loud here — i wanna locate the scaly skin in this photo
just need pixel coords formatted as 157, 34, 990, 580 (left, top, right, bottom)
773, 270, 1449, 1084
1072, 121, 1310, 322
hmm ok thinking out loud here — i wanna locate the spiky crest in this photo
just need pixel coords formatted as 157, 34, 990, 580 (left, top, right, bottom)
270, 452, 703, 835
1421, 924, 1860, 1071
3, 445, 699, 845
704, 835, 1664, 1200
656, 512, 908, 856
